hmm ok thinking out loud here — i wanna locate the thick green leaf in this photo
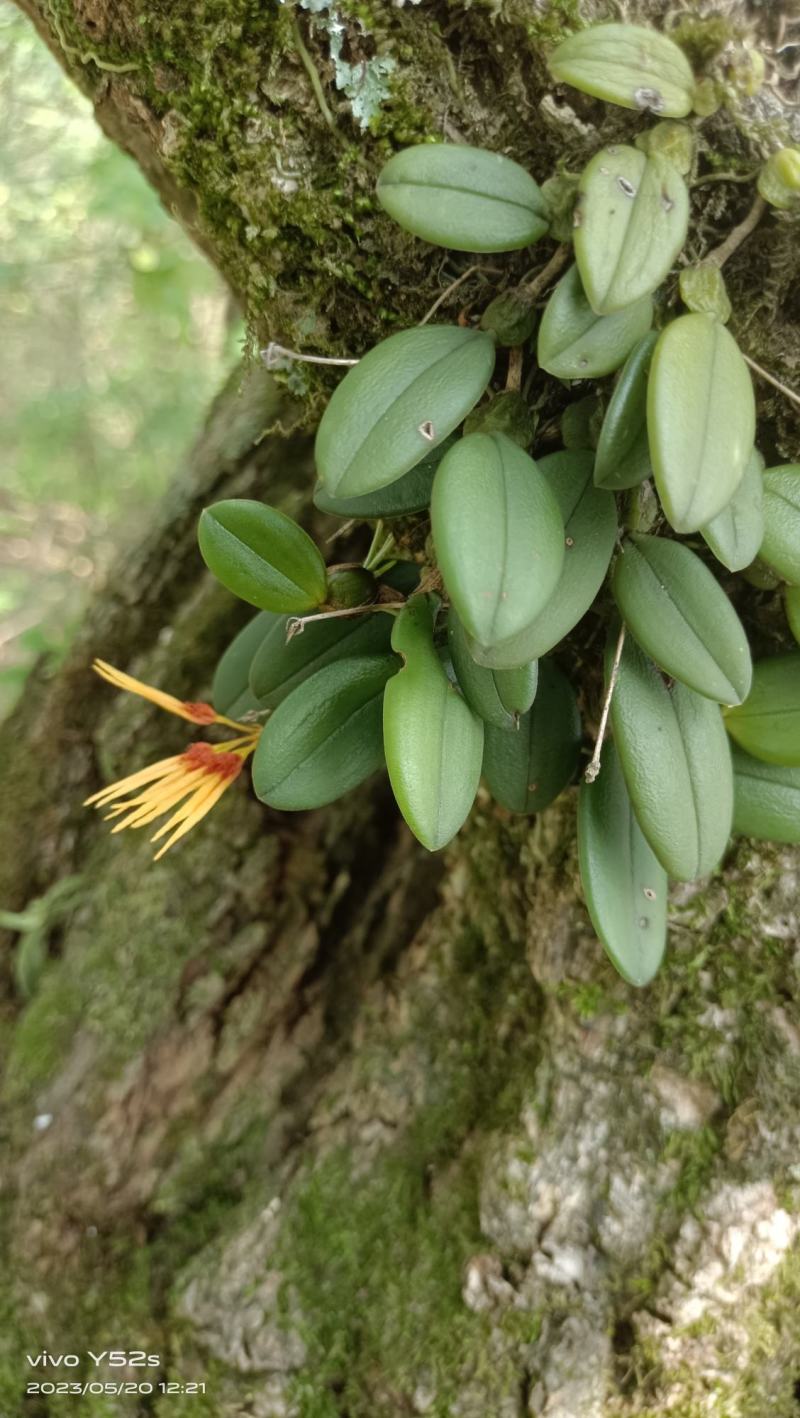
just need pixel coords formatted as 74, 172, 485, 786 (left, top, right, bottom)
383, 596, 484, 850
198, 500, 328, 614
476, 449, 617, 664
786, 586, 800, 645
431, 432, 564, 647
700, 448, 764, 573
612, 534, 752, 704
538, 264, 653, 379
548, 23, 694, 117
723, 653, 800, 765
760, 464, 800, 583
611, 635, 734, 880
647, 314, 755, 533
212, 611, 276, 717
252, 653, 398, 810
732, 745, 800, 843
315, 326, 496, 498
448, 610, 537, 730
482, 660, 581, 813
594, 332, 657, 490
575, 146, 689, 314
376, 143, 549, 252
578, 742, 668, 986
249, 611, 393, 708
312, 439, 455, 521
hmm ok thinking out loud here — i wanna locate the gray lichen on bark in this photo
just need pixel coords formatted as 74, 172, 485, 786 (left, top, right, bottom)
3, 0, 800, 1414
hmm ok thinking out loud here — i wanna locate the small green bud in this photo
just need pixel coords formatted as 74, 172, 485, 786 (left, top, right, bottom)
741, 559, 781, 591
540, 173, 579, 244
625, 478, 660, 535
479, 291, 536, 347
326, 566, 378, 609
561, 394, 603, 450
463, 391, 537, 449
679, 264, 732, 323
727, 44, 765, 98
691, 77, 721, 116
635, 120, 695, 176
758, 148, 800, 210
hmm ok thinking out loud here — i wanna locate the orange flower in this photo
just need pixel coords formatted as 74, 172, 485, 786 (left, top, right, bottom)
85, 661, 261, 859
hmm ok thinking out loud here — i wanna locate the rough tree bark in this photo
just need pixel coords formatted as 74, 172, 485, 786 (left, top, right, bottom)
3, 2, 800, 1416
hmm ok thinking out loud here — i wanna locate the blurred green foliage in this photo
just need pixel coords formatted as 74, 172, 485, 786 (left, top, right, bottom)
0, 10, 239, 715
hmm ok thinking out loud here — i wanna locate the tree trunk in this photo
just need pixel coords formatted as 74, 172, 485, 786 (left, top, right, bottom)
4, 3, 800, 1415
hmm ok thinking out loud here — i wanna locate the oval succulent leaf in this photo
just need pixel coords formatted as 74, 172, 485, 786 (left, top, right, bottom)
700, 448, 765, 573
383, 596, 484, 851
575, 146, 689, 315
760, 464, 800, 583
249, 610, 393, 709
732, 745, 800, 844
483, 449, 616, 663
198, 500, 328, 614
252, 653, 399, 810
612, 534, 752, 704
578, 742, 668, 987
482, 660, 581, 813
212, 610, 276, 717
376, 143, 549, 252
594, 331, 657, 490
611, 634, 734, 880
312, 438, 455, 521
723, 653, 800, 766
431, 432, 565, 648
647, 314, 755, 533
315, 326, 496, 499
548, 23, 695, 118
448, 611, 538, 730
538, 264, 653, 380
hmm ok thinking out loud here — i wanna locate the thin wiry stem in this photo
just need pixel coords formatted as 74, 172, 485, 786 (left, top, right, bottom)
585, 624, 626, 785
705, 194, 766, 267
741, 353, 800, 413
261, 343, 358, 370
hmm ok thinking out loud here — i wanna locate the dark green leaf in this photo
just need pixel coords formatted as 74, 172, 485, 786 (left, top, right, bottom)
431, 432, 564, 648
252, 654, 398, 810
212, 610, 276, 716
482, 660, 581, 813
732, 745, 800, 843
315, 326, 496, 498
312, 439, 455, 520
760, 464, 800, 583
198, 500, 327, 613
383, 596, 484, 850
548, 23, 694, 117
594, 332, 657, 490
538, 264, 653, 380
578, 742, 668, 986
448, 610, 537, 730
376, 143, 549, 252
493, 448, 617, 662
700, 448, 764, 573
612, 534, 752, 704
647, 314, 755, 533
249, 611, 393, 708
575, 146, 688, 314
723, 653, 800, 765
611, 634, 734, 880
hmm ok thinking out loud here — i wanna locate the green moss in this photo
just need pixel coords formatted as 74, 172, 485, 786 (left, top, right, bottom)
273, 906, 545, 1413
